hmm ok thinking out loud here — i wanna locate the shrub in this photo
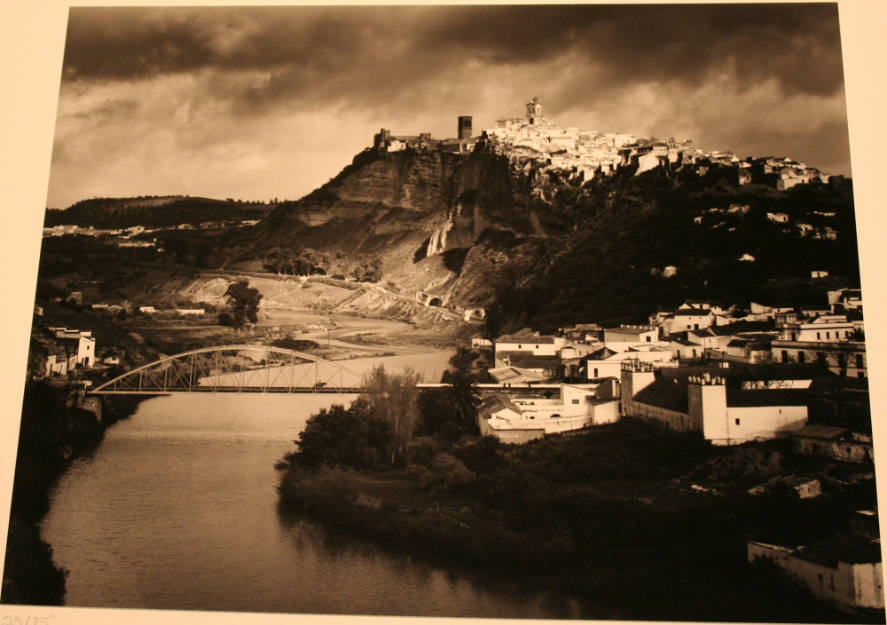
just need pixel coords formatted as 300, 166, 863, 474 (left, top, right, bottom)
289, 400, 392, 470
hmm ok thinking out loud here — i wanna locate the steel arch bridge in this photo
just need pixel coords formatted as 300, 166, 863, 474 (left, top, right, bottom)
90, 345, 366, 395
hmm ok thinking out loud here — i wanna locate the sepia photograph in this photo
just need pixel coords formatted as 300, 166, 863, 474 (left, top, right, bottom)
1, 2, 886, 623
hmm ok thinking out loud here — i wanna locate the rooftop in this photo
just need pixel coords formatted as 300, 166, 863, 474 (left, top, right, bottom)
725, 388, 808, 407
796, 534, 882, 567
497, 334, 557, 344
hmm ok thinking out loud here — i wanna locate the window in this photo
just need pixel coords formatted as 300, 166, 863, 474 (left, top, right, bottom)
781, 350, 789, 362
518, 344, 522, 349
593, 368, 599, 377
798, 351, 806, 364
646, 335, 651, 342
735, 418, 741, 426
571, 399, 580, 404
816, 332, 821, 340
858, 371, 866, 378
856, 354, 864, 368
817, 352, 826, 366
826, 331, 831, 339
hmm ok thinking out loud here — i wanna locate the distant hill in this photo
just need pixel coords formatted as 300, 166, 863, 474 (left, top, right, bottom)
44, 195, 274, 228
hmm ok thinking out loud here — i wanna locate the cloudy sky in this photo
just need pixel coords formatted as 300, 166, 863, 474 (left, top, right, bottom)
46, 3, 851, 209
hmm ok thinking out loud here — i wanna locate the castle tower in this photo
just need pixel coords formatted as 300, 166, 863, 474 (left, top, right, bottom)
526, 97, 543, 125
620, 360, 656, 416
458, 116, 473, 140
687, 373, 728, 442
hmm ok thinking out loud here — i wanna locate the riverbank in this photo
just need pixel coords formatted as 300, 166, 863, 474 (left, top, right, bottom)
1, 383, 145, 604
278, 419, 883, 622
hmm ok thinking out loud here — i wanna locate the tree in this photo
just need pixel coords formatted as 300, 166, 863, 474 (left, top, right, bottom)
224, 280, 262, 329
287, 400, 392, 470
483, 303, 503, 342
419, 371, 480, 441
359, 365, 421, 465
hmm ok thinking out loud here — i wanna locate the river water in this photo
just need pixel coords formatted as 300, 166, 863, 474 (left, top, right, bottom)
40, 352, 584, 618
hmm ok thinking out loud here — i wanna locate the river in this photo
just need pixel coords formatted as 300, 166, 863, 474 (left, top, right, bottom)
40, 352, 584, 618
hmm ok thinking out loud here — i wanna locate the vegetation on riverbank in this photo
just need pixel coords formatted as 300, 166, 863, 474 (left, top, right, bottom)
277, 360, 882, 622
1, 383, 145, 605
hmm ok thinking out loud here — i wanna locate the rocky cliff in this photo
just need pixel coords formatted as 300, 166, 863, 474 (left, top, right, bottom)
236, 143, 859, 331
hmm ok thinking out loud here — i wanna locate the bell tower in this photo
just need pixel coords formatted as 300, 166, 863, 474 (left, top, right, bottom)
526, 97, 543, 125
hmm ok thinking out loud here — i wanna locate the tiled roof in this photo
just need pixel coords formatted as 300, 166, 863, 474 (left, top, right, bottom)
585, 347, 619, 360
497, 335, 557, 344
478, 395, 523, 418
503, 354, 561, 369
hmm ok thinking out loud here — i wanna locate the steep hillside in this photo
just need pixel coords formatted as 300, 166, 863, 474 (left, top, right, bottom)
233, 142, 858, 331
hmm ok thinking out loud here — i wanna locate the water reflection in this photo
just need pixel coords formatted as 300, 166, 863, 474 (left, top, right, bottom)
276, 499, 588, 619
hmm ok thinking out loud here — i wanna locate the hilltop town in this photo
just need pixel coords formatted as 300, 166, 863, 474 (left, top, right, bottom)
372, 97, 840, 192
14, 98, 878, 617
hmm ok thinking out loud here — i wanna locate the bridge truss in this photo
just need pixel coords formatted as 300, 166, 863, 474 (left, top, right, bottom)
90, 345, 365, 395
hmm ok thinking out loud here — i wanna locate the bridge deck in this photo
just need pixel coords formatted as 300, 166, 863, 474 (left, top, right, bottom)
90, 386, 364, 396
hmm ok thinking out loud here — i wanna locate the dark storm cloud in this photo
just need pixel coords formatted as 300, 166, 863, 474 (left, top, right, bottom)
420, 3, 843, 96
63, 4, 845, 112
49, 4, 852, 209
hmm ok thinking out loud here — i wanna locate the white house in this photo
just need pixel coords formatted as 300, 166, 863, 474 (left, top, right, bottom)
586, 348, 674, 380
478, 384, 619, 443
603, 325, 659, 349
748, 536, 883, 610
771, 339, 866, 377
670, 338, 705, 361
49, 327, 96, 368
779, 317, 858, 342
495, 334, 566, 357
661, 309, 715, 334
44, 352, 72, 377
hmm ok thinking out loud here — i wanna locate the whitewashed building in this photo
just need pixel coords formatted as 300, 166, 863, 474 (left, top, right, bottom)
477, 384, 619, 443
621, 363, 809, 445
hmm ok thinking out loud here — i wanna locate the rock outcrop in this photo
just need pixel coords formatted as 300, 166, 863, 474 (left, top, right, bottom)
238, 140, 858, 332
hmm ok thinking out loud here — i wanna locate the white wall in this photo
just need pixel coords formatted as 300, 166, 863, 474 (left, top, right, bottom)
748, 542, 884, 610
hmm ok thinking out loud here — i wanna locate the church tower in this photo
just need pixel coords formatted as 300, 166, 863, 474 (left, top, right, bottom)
526, 97, 543, 125
458, 116, 473, 140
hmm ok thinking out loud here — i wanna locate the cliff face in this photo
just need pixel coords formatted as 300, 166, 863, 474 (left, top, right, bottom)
240, 144, 859, 330
246, 146, 544, 303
